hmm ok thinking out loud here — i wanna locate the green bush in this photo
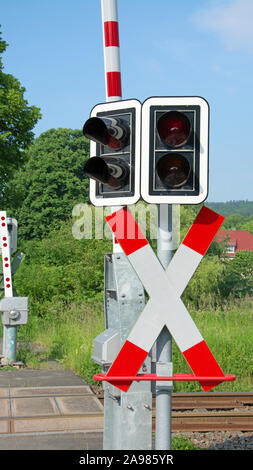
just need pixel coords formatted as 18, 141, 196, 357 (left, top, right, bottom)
13, 218, 111, 311
182, 256, 224, 308
219, 251, 253, 299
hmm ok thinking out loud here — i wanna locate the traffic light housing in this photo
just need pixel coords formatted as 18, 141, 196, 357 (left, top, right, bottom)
141, 97, 209, 204
83, 99, 141, 206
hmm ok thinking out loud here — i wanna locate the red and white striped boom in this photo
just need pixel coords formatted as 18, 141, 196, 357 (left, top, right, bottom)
101, 0, 122, 101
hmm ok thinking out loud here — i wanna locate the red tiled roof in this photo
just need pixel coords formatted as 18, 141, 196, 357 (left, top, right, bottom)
215, 230, 253, 252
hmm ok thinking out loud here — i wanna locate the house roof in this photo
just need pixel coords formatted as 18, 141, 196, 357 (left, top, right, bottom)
215, 230, 253, 252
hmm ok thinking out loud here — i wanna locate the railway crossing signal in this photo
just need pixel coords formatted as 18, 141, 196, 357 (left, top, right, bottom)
83, 99, 141, 206
141, 96, 209, 204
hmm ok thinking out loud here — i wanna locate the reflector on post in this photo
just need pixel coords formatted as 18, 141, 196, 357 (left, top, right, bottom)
82, 99, 141, 207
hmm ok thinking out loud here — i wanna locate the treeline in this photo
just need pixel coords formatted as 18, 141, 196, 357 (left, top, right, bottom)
206, 200, 253, 218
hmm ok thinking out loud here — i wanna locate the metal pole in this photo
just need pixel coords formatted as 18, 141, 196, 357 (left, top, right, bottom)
155, 204, 173, 449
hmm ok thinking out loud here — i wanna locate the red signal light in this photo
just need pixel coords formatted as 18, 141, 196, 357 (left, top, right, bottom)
156, 153, 190, 188
157, 111, 191, 147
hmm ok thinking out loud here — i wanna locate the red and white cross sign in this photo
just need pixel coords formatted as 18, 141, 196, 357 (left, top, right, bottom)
105, 206, 225, 393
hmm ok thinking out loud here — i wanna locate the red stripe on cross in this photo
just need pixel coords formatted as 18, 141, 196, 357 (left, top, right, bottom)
183, 340, 225, 392
106, 206, 148, 256
106, 340, 148, 392
106, 71, 122, 98
182, 206, 225, 256
104, 21, 120, 47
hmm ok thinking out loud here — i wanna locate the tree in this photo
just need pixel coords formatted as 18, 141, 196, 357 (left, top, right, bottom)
4, 128, 90, 240
219, 251, 253, 299
222, 213, 245, 230
0, 28, 41, 197
238, 215, 253, 236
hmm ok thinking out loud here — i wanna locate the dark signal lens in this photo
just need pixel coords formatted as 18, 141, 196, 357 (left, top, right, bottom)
156, 153, 190, 188
83, 156, 129, 189
83, 118, 108, 146
83, 117, 129, 150
157, 111, 191, 147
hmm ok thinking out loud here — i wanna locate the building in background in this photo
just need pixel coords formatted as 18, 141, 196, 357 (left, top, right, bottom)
216, 230, 253, 258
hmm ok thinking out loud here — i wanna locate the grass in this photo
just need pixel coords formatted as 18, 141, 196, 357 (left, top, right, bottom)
171, 435, 202, 450
16, 300, 105, 383
15, 296, 253, 392
172, 296, 253, 392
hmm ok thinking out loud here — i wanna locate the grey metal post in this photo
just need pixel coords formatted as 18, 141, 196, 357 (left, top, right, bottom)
98, 0, 152, 450
155, 204, 174, 449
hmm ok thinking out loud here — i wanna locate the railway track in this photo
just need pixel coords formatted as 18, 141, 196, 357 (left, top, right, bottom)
96, 392, 253, 432
1, 387, 252, 434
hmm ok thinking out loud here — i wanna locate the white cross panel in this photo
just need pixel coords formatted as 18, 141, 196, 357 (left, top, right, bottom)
0, 211, 13, 297
105, 205, 225, 392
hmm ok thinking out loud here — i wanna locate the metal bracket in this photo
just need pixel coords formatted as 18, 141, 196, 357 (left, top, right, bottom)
156, 362, 173, 391
0, 297, 29, 325
92, 328, 120, 366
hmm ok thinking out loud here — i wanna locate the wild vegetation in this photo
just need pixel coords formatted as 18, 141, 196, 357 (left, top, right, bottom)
0, 28, 252, 394
1, 210, 251, 392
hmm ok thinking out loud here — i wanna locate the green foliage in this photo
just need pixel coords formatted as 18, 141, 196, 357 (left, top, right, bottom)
0, 28, 41, 197
222, 213, 245, 229
172, 435, 201, 450
4, 128, 90, 239
17, 299, 105, 384
221, 212, 253, 234
13, 204, 253, 392
172, 297, 253, 392
182, 256, 224, 308
238, 215, 253, 235
179, 203, 203, 240
13, 218, 112, 307
206, 200, 253, 218
219, 251, 253, 299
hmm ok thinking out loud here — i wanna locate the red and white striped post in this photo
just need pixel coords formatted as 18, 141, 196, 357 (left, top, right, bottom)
101, 0, 122, 102
101, 0, 123, 253
0, 212, 17, 363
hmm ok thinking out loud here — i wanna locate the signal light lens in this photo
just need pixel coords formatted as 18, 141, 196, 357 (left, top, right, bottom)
157, 111, 191, 147
83, 117, 129, 150
156, 153, 190, 188
83, 156, 129, 189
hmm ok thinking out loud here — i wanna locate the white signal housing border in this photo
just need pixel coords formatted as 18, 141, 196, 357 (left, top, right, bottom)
88, 99, 141, 207
141, 96, 209, 205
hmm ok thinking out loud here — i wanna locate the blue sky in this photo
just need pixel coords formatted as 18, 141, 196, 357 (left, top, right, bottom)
1, 0, 253, 202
